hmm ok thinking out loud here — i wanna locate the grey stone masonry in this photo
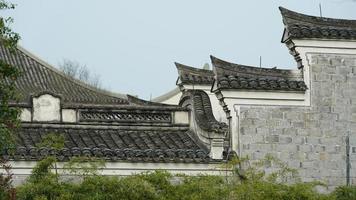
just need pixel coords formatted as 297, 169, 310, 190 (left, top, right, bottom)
239, 53, 356, 188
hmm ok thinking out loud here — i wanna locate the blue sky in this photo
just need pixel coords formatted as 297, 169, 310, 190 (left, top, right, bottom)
4, 0, 356, 99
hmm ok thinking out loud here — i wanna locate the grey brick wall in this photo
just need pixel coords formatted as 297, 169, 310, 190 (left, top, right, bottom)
239, 53, 356, 187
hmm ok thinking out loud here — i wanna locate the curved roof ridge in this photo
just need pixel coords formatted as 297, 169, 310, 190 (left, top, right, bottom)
279, 7, 356, 28
279, 7, 356, 40
175, 62, 214, 85
16, 45, 128, 100
210, 55, 301, 78
210, 55, 306, 91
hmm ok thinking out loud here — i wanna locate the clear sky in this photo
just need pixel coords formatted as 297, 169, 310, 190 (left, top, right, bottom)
4, 0, 356, 99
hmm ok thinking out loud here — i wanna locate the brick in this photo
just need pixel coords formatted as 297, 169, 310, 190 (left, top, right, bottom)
315, 56, 331, 65
306, 136, 320, 145
265, 135, 279, 143
271, 112, 283, 119
256, 127, 268, 135
279, 136, 293, 144
241, 127, 256, 135
301, 161, 314, 169
299, 144, 313, 152
283, 128, 298, 135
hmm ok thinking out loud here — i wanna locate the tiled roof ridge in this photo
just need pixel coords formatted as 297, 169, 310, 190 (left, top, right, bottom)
16, 45, 129, 102
279, 7, 356, 40
175, 62, 214, 85
210, 55, 302, 80
210, 55, 307, 91
279, 7, 356, 28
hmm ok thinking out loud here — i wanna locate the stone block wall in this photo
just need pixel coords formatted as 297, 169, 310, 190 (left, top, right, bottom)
239, 53, 356, 187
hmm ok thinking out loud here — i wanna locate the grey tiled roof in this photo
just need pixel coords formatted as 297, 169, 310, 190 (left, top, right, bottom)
175, 62, 214, 85
211, 56, 307, 91
0, 44, 129, 106
280, 7, 356, 41
6, 125, 209, 163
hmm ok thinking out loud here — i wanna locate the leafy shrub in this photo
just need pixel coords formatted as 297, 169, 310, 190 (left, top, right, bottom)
16, 157, 71, 200
232, 181, 331, 200
172, 175, 229, 200
15, 153, 356, 200
70, 176, 157, 200
333, 186, 356, 200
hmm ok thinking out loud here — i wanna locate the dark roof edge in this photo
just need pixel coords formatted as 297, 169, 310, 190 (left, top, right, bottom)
279, 6, 356, 27
210, 55, 299, 73
21, 122, 190, 131
61, 102, 188, 111
17, 45, 128, 100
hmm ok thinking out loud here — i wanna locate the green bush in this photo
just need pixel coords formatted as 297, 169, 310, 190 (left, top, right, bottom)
332, 186, 356, 200
232, 181, 331, 200
16, 169, 356, 200
14, 153, 356, 200
172, 175, 229, 200
70, 176, 158, 200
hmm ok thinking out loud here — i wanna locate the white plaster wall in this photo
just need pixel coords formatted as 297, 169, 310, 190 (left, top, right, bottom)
62, 109, 77, 123
173, 111, 189, 124
8, 161, 230, 177
20, 108, 31, 122
33, 94, 61, 122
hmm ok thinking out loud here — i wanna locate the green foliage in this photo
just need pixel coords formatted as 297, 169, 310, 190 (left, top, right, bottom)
71, 175, 158, 200
0, 0, 19, 49
226, 154, 300, 184
332, 186, 356, 200
17, 172, 69, 200
0, 0, 20, 151
172, 175, 229, 200
35, 133, 66, 179
231, 180, 330, 200
136, 170, 173, 198
14, 154, 356, 200
63, 156, 105, 176
28, 156, 57, 184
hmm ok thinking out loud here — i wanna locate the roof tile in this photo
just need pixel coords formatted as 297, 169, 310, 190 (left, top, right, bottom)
0, 44, 129, 105
175, 62, 214, 85
6, 126, 210, 163
280, 7, 356, 41
211, 56, 307, 91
